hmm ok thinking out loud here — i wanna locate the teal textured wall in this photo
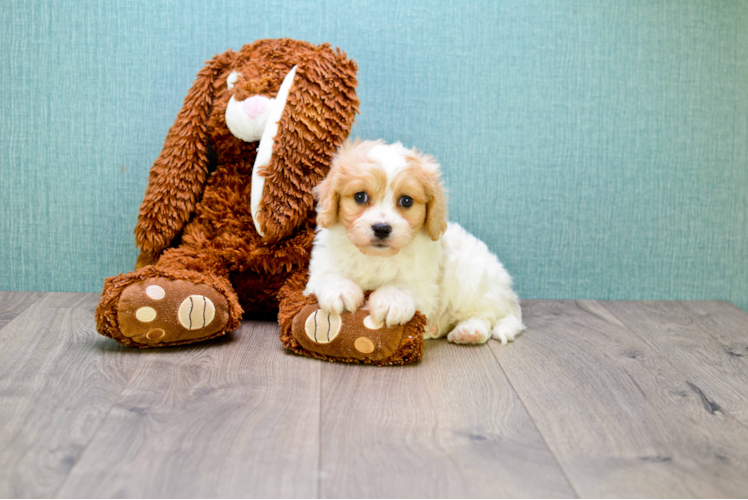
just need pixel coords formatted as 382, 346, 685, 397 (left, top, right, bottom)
1, 1, 747, 310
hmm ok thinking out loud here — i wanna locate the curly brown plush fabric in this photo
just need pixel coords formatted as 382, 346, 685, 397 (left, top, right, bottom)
96, 39, 359, 348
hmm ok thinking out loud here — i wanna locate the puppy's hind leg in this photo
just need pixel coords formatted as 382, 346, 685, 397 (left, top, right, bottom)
447, 318, 492, 345
491, 314, 525, 345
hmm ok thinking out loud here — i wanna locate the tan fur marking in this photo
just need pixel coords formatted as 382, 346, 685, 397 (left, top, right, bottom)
315, 139, 387, 229
405, 150, 448, 241
391, 166, 430, 235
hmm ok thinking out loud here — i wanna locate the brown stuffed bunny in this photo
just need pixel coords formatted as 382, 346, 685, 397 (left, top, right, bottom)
96, 39, 359, 347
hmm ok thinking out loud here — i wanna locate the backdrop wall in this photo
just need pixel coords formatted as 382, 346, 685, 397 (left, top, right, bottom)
2, 0, 747, 310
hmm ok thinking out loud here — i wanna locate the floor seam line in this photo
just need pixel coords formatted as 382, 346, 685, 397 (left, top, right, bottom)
487, 338, 582, 499
51, 352, 142, 498
0, 292, 49, 336
317, 362, 323, 499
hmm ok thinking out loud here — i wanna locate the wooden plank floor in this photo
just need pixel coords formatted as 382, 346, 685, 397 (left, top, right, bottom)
1, 293, 747, 498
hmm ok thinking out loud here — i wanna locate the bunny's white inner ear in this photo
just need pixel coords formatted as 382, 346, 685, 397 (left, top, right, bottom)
250, 65, 297, 237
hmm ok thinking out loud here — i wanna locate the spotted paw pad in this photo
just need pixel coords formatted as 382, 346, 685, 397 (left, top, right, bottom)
117, 277, 229, 345
292, 306, 406, 361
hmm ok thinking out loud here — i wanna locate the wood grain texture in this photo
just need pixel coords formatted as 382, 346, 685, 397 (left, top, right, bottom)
0, 291, 45, 329
0, 292, 140, 498
685, 300, 748, 321
4, 295, 748, 498
602, 301, 748, 429
318, 338, 576, 498
58, 321, 322, 499
491, 300, 748, 498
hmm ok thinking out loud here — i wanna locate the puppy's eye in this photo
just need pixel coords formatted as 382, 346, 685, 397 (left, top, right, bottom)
354, 192, 368, 204
399, 196, 413, 208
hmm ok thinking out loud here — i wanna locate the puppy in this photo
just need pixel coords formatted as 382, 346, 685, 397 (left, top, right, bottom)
304, 139, 525, 345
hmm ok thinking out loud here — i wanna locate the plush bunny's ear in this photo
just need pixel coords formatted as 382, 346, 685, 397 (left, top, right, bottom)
251, 45, 359, 241
249, 65, 299, 236
134, 50, 234, 260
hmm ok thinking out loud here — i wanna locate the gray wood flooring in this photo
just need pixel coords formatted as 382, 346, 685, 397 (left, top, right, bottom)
1, 293, 747, 498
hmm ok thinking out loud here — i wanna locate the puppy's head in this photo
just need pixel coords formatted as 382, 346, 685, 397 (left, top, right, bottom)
314, 139, 448, 256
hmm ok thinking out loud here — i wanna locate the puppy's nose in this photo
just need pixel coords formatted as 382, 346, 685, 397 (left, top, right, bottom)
372, 223, 392, 239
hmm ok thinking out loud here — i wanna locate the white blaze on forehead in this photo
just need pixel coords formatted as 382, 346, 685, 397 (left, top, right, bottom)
367, 142, 411, 211
250, 65, 298, 236
368, 142, 410, 180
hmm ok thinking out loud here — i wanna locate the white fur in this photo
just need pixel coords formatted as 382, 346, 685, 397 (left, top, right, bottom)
226, 71, 240, 90
225, 95, 272, 142
305, 142, 526, 345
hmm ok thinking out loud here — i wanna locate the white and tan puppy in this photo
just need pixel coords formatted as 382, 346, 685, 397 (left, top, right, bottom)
304, 139, 525, 345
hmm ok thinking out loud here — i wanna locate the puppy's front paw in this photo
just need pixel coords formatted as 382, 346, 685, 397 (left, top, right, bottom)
368, 286, 416, 327
315, 279, 364, 315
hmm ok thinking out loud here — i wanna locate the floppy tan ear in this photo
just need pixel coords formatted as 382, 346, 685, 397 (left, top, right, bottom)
133, 50, 234, 264
252, 44, 359, 241
313, 163, 340, 228
426, 188, 448, 241
409, 150, 448, 241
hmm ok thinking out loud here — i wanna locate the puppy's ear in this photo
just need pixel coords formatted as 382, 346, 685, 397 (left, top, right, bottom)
425, 174, 448, 241
409, 149, 448, 241
313, 160, 341, 228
